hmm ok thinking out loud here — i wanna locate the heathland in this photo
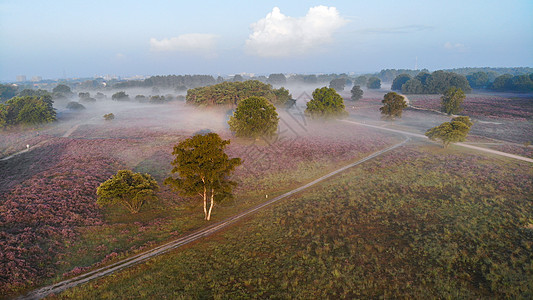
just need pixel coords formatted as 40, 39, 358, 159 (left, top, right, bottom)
1, 80, 532, 299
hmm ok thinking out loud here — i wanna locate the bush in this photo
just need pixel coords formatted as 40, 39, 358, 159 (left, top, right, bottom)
103, 113, 114, 121
96, 170, 159, 214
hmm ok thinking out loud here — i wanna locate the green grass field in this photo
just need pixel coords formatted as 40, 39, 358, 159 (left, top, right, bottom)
52, 142, 533, 299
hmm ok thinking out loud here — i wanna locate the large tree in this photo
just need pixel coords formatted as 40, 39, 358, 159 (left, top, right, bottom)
96, 170, 159, 214
380, 92, 408, 119
3, 95, 56, 126
186, 80, 290, 107
425, 116, 473, 148
228, 96, 279, 138
305, 87, 348, 119
350, 85, 363, 101
441, 87, 465, 115
165, 133, 241, 220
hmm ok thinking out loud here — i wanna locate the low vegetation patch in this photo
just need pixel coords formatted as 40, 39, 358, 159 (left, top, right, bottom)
54, 145, 532, 299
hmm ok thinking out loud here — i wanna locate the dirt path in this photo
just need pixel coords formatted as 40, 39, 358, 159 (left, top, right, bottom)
17, 138, 410, 300
341, 119, 533, 163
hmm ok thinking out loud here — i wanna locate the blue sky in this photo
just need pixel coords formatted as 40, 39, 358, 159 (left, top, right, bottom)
0, 0, 532, 81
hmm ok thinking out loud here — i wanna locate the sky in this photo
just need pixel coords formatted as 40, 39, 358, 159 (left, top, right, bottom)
0, 0, 532, 81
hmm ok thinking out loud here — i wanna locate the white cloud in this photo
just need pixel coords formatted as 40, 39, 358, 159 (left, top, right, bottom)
245, 6, 348, 57
444, 42, 466, 52
150, 34, 218, 57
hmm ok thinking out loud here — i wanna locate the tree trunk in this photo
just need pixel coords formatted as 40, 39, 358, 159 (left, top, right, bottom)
207, 188, 215, 221
203, 185, 207, 220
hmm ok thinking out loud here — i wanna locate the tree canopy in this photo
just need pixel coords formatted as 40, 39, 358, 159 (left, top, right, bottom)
0, 84, 17, 102
466, 72, 490, 89
305, 87, 348, 119
186, 80, 291, 107
329, 78, 346, 91
425, 116, 473, 148
391, 74, 412, 91
268, 73, 287, 86
441, 87, 465, 115
1, 95, 56, 128
52, 84, 72, 94
66, 101, 86, 110
165, 133, 241, 220
401, 71, 471, 94
96, 170, 159, 214
379, 92, 407, 120
366, 77, 381, 89
112, 91, 130, 101
490, 74, 533, 92
228, 96, 279, 139
350, 85, 363, 101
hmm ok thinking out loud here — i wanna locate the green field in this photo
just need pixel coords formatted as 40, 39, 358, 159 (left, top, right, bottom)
52, 142, 533, 299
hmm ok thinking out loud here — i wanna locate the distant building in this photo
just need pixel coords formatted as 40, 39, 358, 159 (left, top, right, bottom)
16, 75, 26, 82
31, 76, 42, 82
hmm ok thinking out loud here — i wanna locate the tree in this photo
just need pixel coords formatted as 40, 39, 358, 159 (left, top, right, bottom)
391, 74, 412, 91
165, 133, 241, 220
186, 80, 290, 107
350, 85, 363, 101
272, 87, 292, 107
149, 95, 166, 104
268, 73, 287, 86
66, 101, 86, 110
401, 78, 424, 94
233, 74, 243, 82
425, 116, 473, 148
366, 77, 381, 89
329, 78, 346, 91
305, 87, 348, 119
3, 95, 56, 126
401, 71, 471, 94
95, 92, 106, 100
380, 92, 407, 119
466, 72, 489, 89
354, 76, 367, 86
112, 91, 129, 101
78, 92, 90, 99
96, 170, 159, 214
441, 87, 465, 115
228, 96, 279, 138
52, 84, 71, 94
17, 89, 50, 98
0, 84, 17, 102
